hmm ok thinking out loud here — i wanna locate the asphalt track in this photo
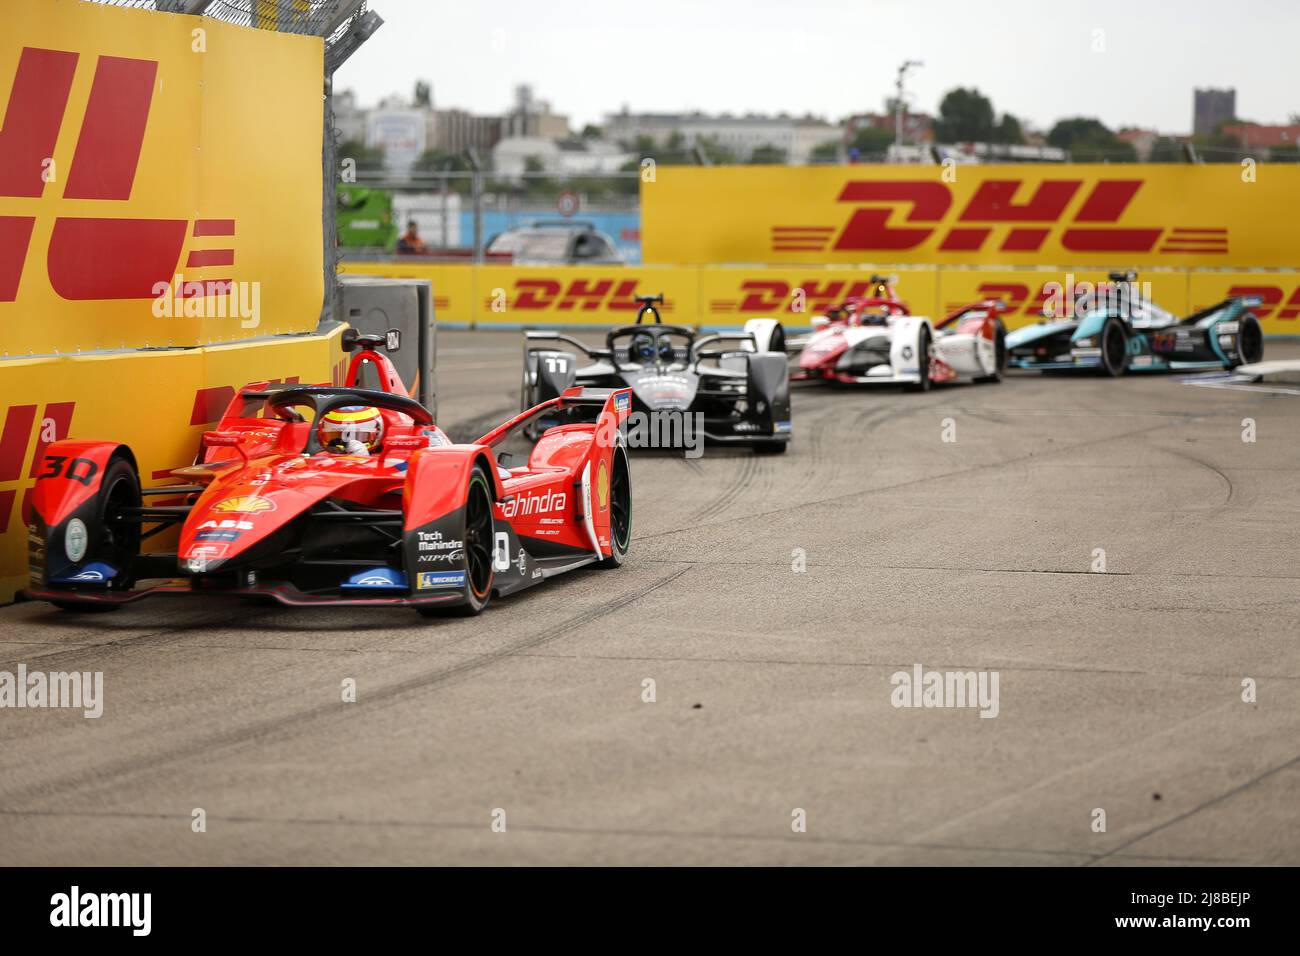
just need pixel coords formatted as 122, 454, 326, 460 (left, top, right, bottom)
1, 331, 1297, 866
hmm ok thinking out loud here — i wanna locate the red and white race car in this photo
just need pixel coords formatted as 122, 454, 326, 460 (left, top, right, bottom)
24, 331, 633, 616
784, 276, 1009, 390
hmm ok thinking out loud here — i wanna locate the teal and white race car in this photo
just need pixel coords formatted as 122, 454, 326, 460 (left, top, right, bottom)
1007, 272, 1264, 376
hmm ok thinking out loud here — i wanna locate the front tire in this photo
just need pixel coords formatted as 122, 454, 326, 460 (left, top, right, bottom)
597, 446, 631, 568
49, 456, 140, 612
419, 465, 495, 617
1100, 317, 1130, 377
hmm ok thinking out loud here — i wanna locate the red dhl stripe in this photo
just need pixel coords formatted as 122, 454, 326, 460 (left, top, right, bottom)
193, 219, 235, 237
186, 249, 235, 267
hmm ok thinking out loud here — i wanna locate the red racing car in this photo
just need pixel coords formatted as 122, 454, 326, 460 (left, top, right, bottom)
24, 331, 633, 616
788, 276, 1009, 389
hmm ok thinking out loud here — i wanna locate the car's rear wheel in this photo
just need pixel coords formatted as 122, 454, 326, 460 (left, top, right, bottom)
769, 323, 786, 354
1100, 317, 1130, 377
974, 322, 1007, 384
419, 466, 495, 617
1233, 314, 1264, 366
907, 327, 932, 392
597, 447, 631, 568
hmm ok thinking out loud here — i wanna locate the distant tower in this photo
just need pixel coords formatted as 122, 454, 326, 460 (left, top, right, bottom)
1193, 88, 1236, 137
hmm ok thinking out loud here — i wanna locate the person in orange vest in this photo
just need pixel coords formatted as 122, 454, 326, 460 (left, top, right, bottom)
396, 219, 427, 254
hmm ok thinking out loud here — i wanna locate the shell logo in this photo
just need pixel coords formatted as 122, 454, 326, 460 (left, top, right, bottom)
596, 460, 610, 510
213, 495, 275, 514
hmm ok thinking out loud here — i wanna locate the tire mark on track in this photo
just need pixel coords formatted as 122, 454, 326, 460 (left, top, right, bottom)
1083, 750, 1300, 866
689, 453, 758, 523
0, 565, 692, 809
636, 413, 1204, 544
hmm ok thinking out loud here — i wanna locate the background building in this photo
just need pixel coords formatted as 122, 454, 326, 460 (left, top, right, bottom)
603, 110, 841, 164
1193, 88, 1236, 137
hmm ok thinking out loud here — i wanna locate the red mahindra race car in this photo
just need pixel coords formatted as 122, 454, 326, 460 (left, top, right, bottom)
24, 331, 633, 616
788, 276, 1009, 389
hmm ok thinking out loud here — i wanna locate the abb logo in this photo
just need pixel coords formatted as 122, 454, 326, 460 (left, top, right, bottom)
491, 279, 671, 312
710, 279, 888, 315
771, 180, 1227, 256
0, 47, 235, 303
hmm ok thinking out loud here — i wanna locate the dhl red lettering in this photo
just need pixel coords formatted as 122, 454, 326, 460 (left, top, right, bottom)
833, 181, 951, 251
737, 280, 790, 312
1228, 286, 1282, 319
607, 279, 644, 310
556, 279, 614, 311
958, 180, 1082, 221
513, 279, 562, 309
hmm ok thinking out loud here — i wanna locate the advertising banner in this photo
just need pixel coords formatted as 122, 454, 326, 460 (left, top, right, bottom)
0, 0, 325, 356
641, 165, 1300, 270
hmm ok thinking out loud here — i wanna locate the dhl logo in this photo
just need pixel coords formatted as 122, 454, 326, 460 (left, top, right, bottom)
955, 280, 1300, 320
0, 400, 74, 533
772, 179, 1228, 256
487, 278, 676, 313
0, 47, 236, 303
710, 279, 893, 315
1221, 283, 1300, 320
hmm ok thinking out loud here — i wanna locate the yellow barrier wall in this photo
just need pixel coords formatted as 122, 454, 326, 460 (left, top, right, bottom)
0, 0, 324, 355
641, 165, 1300, 269
0, 328, 345, 602
340, 261, 1300, 335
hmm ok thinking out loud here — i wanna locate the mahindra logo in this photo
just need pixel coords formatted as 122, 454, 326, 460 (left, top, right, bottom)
0, 47, 235, 303
499, 489, 567, 519
769, 179, 1228, 257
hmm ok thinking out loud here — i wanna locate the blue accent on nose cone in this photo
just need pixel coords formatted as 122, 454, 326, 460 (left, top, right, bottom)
341, 568, 409, 590
49, 561, 118, 585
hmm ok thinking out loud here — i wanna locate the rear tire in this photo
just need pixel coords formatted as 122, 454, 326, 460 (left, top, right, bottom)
907, 327, 932, 392
1100, 317, 1130, 377
769, 323, 786, 354
1233, 314, 1264, 366
597, 446, 631, 568
974, 322, 1007, 384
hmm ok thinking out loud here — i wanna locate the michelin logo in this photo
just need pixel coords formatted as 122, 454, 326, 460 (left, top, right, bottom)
417, 570, 467, 590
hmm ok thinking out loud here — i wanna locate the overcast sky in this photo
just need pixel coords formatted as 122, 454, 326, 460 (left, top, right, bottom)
335, 0, 1299, 135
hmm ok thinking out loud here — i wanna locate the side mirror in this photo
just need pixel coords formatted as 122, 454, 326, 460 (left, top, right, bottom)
203, 431, 248, 463
811, 316, 830, 330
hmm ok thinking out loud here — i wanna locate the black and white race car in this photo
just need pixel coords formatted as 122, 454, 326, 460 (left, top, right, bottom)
520, 295, 792, 453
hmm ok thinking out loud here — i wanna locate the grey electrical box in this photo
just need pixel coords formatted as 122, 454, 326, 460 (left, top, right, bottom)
336, 274, 436, 418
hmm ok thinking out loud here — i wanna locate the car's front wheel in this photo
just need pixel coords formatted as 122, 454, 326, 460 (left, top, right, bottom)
1100, 317, 1130, 377
418, 465, 495, 617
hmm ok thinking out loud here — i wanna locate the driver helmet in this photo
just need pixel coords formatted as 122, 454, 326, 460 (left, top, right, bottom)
630, 332, 656, 363
318, 406, 384, 454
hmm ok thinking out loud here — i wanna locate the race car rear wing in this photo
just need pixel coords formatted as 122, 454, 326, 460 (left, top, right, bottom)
524, 330, 612, 359
692, 331, 756, 356
474, 387, 631, 449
